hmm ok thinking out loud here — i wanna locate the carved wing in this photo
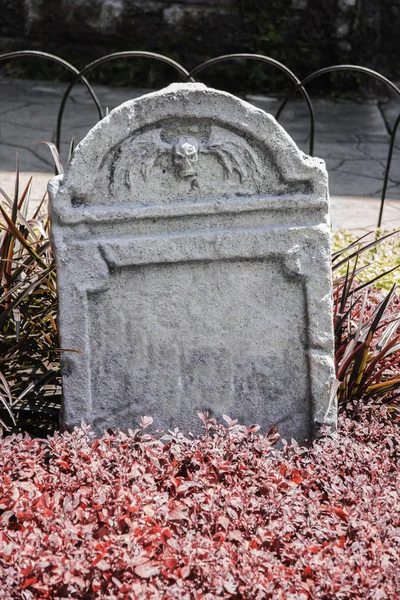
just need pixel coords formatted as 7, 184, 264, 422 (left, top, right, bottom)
201, 135, 260, 183
110, 132, 171, 191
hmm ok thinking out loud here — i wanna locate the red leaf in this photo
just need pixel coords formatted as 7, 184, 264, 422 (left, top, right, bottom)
90, 553, 106, 568
217, 515, 230, 530
333, 507, 349, 522
161, 527, 173, 542
94, 525, 109, 539
164, 558, 178, 570
182, 565, 191, 579
167, 501, 189, 521
134, 562, 160, 578
224, 579, 237, 594
55, 459, 71, 470
167, 508, 188, 521
21, 577, 37, 589
140, 416, 153, 429
303, 566, 314, 578
228, 530, 243, 543
222, 414, 237, 427
248, 424, 261, 433
291, 471, 303, 485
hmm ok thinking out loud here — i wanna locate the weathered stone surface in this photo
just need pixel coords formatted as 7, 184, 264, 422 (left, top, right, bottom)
49, 82, 336, 443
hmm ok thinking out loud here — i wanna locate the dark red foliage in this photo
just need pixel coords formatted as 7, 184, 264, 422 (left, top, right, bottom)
0, 412, 399, 599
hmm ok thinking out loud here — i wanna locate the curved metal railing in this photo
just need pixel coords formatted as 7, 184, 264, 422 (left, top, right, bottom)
55, 51, 193, 150
0, 50, 102, 120
0, 50, 399, 228
275, 65, 400, 228
184, 53, 315, 156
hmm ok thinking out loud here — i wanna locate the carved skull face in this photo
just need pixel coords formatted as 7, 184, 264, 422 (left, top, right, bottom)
173, 138, 199, 177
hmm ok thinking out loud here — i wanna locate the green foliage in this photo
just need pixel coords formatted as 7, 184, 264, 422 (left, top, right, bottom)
4, 55, 181, 90
332, 229, 400, 290
238, 0, 339, 95
237, 0, 400, 97
2, 0, 400, 96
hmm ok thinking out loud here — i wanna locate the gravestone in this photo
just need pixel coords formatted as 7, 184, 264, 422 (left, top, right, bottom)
48, 83, 336, 442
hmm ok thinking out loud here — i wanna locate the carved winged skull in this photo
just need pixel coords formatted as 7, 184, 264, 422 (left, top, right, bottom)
110, 128, 260, 190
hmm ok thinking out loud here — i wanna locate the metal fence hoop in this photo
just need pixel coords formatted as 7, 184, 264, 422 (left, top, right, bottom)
185, 53, 316, 156
378, 112, 400, 228
276, 65, 400, 228
0, 50, 102, 133
55, 51, 192, 150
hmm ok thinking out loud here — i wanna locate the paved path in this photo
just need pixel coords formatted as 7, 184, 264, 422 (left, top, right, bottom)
1, 76, 400, 231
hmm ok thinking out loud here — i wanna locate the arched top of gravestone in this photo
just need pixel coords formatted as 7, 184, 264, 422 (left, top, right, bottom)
57, 83, 327, 209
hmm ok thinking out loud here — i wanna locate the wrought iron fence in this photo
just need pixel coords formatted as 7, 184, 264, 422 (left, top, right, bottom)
1, 49, 400, 435
0, 50, 399, 227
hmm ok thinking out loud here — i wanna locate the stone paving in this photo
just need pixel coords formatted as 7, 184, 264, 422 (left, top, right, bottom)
248, 95, 400, 199
0, 76, 400, 231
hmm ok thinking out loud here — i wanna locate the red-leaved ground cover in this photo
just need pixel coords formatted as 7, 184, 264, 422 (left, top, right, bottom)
0, 411, 399, 599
